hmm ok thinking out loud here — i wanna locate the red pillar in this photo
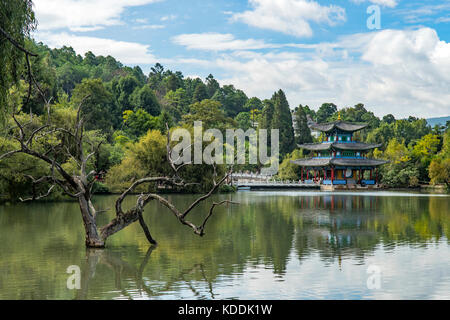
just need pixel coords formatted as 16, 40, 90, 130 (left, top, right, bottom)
331, 167, 335, 182
301, 167, 304, 181
306, 170, 309, 180
370, 169, 373, 180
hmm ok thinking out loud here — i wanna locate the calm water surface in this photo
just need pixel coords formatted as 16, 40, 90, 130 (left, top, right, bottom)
0, 191, 449, 299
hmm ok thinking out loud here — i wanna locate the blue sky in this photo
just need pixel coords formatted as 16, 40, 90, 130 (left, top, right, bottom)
33, 0, 450, 118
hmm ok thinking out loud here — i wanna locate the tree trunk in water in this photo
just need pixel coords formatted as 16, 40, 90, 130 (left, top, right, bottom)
100, 208, 141, 242
78, 195, 105, 248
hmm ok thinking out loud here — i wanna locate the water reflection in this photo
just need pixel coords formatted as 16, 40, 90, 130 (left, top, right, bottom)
75, 248, 218, 300
0, 191, 448, 299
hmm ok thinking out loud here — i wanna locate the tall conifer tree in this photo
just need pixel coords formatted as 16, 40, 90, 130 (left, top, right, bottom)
294, 105, 313, 145
271, 90, 295, 155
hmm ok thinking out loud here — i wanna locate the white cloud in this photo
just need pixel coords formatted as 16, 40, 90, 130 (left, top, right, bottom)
211, 28, 450, 118
132, 24, 165, 30
160, 14, 177, 21
436, 16, 450, 23
231, 0, 346, 37
350, 0, 398, 8
370, 0, 398, 7
33, 0, 163, 31
134, 18, 149, 24
35, 32, 157, 65
171, 33, 276, 51
395, 3, 450, 24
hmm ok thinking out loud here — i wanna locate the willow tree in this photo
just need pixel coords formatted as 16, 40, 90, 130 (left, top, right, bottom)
0, 0, 35, 117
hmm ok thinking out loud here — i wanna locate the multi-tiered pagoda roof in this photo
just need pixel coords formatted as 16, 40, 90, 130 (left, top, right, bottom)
308, 120, 368, 133
292, 117, 388, 188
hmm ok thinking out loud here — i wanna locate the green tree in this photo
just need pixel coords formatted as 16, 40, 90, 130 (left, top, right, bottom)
183, 99, 235, 130
113, 75, 140, 113
249, 108, 260, 128
105, 130, 170, 192
56, 61, 89, 94
205, 74, 220, 98
183, 77, 203, 102
316, 103, 337, 123
71, 78, 115, 134
382, 114, 395, 124
411, 134, 441, 160
375, 138, 419, 187
411, 133, 441, 181
156, 110, 174, 134
130, 85, 161, 116
235, 112, 252, 131
105, 128, 225, 194
19, 41, 57, 115
131, 66, 147, 85
244, 97, 263, 112
293, 105, 313, 145
0, 0, 35, 116
258, 99, 275, 134
122, 109, 159, 139
271, 90, 295, 155
278, 149, 304, 180
211, 85, 248, 118
366, 122, 394, 148
163, 73, 182, 92
163, 88, 190, 122
148, 63, 165, 91
192, 81, 208, 103
429, 158, 450, 188
378, 138, 411, 164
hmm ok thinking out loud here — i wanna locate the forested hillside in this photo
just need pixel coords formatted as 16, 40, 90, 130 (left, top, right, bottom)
0, 38, 449, 201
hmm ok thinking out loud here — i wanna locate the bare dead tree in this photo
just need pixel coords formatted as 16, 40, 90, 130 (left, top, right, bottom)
0, 28, 237, 248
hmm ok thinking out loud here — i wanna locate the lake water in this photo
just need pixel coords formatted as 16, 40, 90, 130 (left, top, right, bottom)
0, 191, 449, 300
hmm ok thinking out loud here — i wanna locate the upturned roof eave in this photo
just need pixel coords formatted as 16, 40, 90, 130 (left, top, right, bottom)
291, 158, 389, 167
297, 142, 382, 151
308, 120, 368, 133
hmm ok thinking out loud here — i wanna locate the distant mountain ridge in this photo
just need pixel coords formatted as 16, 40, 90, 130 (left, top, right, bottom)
426, 116, 450, 127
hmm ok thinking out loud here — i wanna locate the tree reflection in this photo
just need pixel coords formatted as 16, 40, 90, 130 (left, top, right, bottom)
75, 247, 216, 300
291, 194, 449, 265
0, 193, 448, 299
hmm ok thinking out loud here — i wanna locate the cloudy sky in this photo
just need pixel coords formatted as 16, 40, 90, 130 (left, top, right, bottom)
32, 0, 450, 118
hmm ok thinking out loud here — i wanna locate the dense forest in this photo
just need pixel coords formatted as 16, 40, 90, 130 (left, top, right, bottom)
1, 32, 449, 201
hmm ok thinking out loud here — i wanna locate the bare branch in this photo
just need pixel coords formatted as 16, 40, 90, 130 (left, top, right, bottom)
0, 26, 38, 57
11, 114, 25, 144
18, 175, 57, 202
115, 177, 180, 216
19, 184, 55, 202
0, 149, 22, 161
166, 123, 178, 174
197, 200, 238, 236
25, 124, 49, 147
139, 193, 238, 238
137, 209, 157, 245
181, 171, 230, 219
165, 123, 193, 175
74, 95, 91, 147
